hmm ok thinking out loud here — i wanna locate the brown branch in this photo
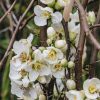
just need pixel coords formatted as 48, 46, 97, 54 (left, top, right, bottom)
0, 0, 17, 23
90, 24, 100, 29
82, 0, 89, 8
38, 2, 47, 47
74, 10, 85, 90
89, 1, 100, 78
75, 0, 100, 50
74, 0, 100, 86
0, 0, 35, 69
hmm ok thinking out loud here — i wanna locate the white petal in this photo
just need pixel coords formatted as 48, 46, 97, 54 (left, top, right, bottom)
34, 49, 44, 62
34, 5, 43, 16
27, 33, 34, 43
9, 62, 21, 80
13, 41, 29, 55
11, 81, 23, 98
29, 88, 37, 100
22, 76, 30, 88
34, 16, 47, 26
39, 66, 51, 76
29, 71, 39, 82
53, 69, 65, 78
52, 12, 62, 24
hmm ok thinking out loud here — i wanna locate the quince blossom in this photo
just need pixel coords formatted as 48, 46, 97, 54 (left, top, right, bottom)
34, 5, 62, 26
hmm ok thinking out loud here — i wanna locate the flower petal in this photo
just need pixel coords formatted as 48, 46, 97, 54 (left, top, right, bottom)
52, 12, 62, 24
34, 16, 47, 26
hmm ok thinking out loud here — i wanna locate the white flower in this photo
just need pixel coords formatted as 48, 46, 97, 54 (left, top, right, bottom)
66, 90, 85, 100
47, 27, 56, 39
29, 60, 51, 77
51, 60, 68, 78
34, 5, 62, 26
43, 46, 64, 64
83, 78, 100, 99
11, 81, 43, 100
40, 0, 55, 5
55, 40, 66, 49
9, 60, 39, 84
87, 11, 96, 25
13, 34, 33, 55
66, 79, 76, 90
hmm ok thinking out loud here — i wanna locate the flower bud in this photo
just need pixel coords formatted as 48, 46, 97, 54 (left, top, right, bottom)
69, 32, 77, 41
39, 47, 46, 52
61, 58, 68, 67
55, 2, 63, 10
39, 94, 46, 100
87, 11, 96, 25
68, 61, 75, 68
66, 79, 76, 90
61, 44, 68, 53
48, 0, 55, 7
47, 27, 56, 39
40, 0, 55, 6
46, 39, 52, 45
38, 76, 47, 84
55, 40, 66, 49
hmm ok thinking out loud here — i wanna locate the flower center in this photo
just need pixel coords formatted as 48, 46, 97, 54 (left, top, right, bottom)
74, 96, 77, 100
48, 49, 56, 60
20, 52, 31, 62
42, 11, 51, 19
20, 69, 28, 77
88, 84, 97, 94
32, 62, 43, 71
54, 64, 62, 71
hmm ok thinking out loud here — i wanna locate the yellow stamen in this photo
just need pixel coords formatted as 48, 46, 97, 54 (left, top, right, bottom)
20, 69, 27, 77
54, 64, 62, 71
88, 84, 97, 94
42, 11, 51, 18
48, 49, 56, 60
32, 62, 43, 71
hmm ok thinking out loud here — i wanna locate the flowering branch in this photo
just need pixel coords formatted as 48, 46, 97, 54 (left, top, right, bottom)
0, 0, 35, 69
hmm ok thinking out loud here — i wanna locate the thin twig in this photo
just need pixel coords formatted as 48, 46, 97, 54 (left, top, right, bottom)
19, 13, 34, 30
0, 0, 35, 69
82, 0, 89, 8
0, 27, 10, 34
90, 24, 100, 29
0, 0, 17, 23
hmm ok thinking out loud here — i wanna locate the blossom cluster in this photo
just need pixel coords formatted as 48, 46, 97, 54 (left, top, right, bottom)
9, 0, 100, 100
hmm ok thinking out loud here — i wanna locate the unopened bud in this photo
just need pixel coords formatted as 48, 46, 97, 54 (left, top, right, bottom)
66, 79, 76, 90
68, 61, 75, 68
